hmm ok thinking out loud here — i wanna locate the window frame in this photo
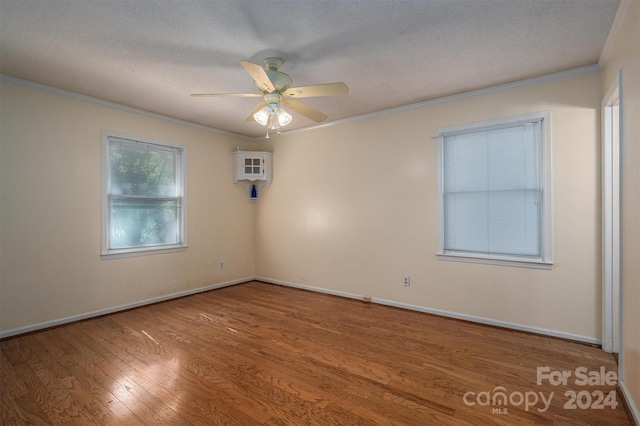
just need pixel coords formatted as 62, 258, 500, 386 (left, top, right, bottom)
101, 130, 188, 259
436, 112, 553, 269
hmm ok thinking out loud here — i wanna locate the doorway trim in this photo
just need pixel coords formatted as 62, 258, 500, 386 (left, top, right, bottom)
601, 71, 622, 355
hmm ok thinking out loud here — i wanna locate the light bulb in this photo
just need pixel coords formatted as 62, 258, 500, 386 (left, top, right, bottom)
266, 111, 280, 130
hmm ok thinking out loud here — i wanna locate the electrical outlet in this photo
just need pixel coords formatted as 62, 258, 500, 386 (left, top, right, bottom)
403, 276, 411, 287
219, 261, 224, 270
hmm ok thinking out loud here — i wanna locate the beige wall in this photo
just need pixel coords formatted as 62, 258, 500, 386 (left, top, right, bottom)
601, 0, 640, 420
0, 81, 254, 333
0, 66, 611, 343
255, 71, 603, 341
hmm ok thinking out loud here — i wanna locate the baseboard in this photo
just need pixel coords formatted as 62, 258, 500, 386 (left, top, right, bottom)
3, 275, 602, 347
620, 379, 640, 425
256, 276, 601, 346
256, 276, 367, 302
0, 277, 253, 339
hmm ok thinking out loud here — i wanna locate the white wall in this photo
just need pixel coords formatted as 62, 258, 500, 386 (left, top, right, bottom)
0, 81, 253, 334
601, 0, 640, 421
254, 70, 603, 342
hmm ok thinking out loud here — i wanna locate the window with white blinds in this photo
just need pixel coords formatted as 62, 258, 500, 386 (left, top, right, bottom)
101, 132, 187, 258
436, 112, 552, 269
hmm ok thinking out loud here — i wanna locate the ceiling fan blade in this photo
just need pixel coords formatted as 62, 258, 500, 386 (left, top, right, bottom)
282, 82, 349, 98
282, 98, 328, 123
244, 100, 268, 122
190, 93, 262, 98
241, 60, 275, 93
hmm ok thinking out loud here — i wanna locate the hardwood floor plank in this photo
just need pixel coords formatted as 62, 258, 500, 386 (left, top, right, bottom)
126, 310, 339, 425
2, 395, 53, 426
1, 348, 52, 425
111, 310, 290, 425
2, 337, 92, 425
1, 349, 28, 400
34, 329, 150, 426
1, 281, 631, 425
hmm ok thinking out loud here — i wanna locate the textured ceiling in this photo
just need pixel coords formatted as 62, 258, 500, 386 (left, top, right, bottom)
0, 0, 620, 139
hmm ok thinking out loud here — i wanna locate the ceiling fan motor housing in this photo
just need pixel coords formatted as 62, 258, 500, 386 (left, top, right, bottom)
263, 57, 292, 92
264, 92, 282, 106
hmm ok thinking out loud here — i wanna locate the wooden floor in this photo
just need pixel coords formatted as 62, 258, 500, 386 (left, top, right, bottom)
1, 281, 631, 425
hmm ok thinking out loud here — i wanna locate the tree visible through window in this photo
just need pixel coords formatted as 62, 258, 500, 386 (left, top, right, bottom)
102, 133, 187, 257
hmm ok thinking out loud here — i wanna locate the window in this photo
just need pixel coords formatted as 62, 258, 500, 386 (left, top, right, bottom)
436, 112, 552, 269
102, 131, 187, 258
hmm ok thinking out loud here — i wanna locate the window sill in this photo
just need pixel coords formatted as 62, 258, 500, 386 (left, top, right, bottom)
436, 252, 553, 270
101, 245, 188, 260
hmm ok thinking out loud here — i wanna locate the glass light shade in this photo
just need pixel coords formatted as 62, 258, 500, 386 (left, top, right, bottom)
253, 106, 270, 126
276, 108, 292, 126
254, 103, 292, 129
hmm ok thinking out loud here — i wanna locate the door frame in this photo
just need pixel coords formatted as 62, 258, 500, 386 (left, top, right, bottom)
601, 71, 622, 356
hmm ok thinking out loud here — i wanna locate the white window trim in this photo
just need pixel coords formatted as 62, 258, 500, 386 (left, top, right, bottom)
436, 111, 553, 269
101, 130, 188, 259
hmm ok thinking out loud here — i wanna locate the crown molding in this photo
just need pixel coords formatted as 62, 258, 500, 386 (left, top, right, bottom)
599, 0, 633, 66
0, 74, 254, 141
2, 64, 600, 144
271, 64, 601, 141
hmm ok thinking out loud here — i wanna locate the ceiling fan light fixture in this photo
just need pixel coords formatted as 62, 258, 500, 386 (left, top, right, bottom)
254, 102, 292, 129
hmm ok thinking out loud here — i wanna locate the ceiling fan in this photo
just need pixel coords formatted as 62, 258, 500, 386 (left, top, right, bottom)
191, 57, 348, 135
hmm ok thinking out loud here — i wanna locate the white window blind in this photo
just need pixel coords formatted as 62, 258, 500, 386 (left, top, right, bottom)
439, 114, 550, 265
